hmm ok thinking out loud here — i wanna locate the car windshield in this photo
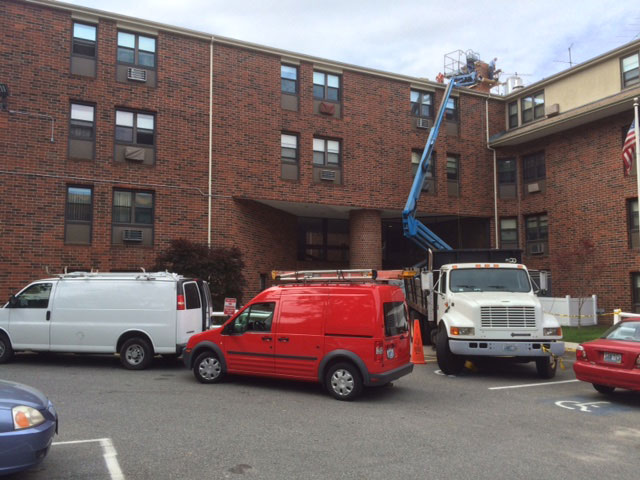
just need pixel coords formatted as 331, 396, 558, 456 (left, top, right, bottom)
601, 320, 640, 343
449, 268, 531, 293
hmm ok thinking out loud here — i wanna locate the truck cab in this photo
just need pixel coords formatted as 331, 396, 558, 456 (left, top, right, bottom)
434, 262, 564, 377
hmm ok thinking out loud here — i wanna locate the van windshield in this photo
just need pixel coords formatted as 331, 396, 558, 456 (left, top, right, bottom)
383, 302, 408, 337
449, 268, 531, 293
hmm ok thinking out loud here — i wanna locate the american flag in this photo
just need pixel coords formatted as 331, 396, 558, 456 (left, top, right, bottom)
623, 120, 636, 175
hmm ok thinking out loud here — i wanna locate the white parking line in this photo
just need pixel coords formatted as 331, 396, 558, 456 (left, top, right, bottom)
52, 438, 125, 480
489, 379, 579, 390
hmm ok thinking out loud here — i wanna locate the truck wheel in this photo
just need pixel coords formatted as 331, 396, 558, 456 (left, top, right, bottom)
535, 356, 557, 379
325, 362, 363, 401
436, 326, 464, 375
592, 384, 615, 394
120, 337, 153, 370
193, 351, 224, 384
0, 333, 14, 364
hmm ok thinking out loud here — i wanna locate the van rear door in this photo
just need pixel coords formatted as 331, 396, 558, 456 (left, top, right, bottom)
196, 280, 213, 330
177, 281, 203, 345
382, 299, 411, 368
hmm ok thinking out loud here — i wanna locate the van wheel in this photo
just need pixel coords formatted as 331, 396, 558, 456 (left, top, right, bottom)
193, 351, 224, 384
592, 383, 615, 394
535, 356, 557, 379
325, 362, 363, 401
120, 338, 153, 370
436, 326, 464, 375
0, 333, 14, 364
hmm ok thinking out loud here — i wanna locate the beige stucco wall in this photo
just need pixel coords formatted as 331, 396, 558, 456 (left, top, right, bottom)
544, 57, 621, 113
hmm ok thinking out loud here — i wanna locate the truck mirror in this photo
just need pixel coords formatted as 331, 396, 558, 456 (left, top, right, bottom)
421, 271, 434, 291
538, 272, 548, 291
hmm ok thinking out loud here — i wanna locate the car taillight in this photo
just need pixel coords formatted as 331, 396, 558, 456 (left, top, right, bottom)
177, 294, 186, 310
374, 341, 384, 362
576, 345, 587, 361
636, 354, 640, 369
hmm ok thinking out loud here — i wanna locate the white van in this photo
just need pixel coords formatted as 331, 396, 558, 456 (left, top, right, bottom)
0, 271, 213, 369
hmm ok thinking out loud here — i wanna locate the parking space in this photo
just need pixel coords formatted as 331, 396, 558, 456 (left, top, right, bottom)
1, 351, 638, 479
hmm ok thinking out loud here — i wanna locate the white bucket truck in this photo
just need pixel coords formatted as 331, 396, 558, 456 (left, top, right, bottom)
405, 250, 564, 378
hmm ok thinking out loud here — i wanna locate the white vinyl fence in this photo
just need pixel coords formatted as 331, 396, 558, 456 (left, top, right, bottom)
539, 295, 598, 326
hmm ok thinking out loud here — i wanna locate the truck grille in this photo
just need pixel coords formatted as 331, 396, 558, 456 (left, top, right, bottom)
481, 306, 536, 328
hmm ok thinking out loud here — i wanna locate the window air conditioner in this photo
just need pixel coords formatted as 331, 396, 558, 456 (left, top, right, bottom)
320, 169, 337, 181
417, 118, 430, 129
527, 182, 541, 193
127, 68, 147, 82
530, 243, 545, 255
122, 229, 143, 242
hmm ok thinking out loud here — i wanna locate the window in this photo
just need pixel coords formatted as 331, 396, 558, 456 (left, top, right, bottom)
72, 22, 96, 57
498, 158, 517, 198
628, 198, 639, 249
298, 217, 349, 262
633, 273, 640, 313
65, 186, 93, 245
508, 101, 518, 128
281, 65, 298, 94
70, 104, 95, 140
117, 31, 156, 67
313, 71, 340, 101
525, 214, 548, 255
445, 97, 458, 121
313, 138, 340, 166
229, 303, 275, 334
410, 90, 433, 117
523, 152, 545, 192
500, 218, 518, 249
69, 103, 95, 160
383, 302, 409, 337
113, 190, 154, 225
282, 134, 298, 164
411, 150, 435, 193
446, 155, 459, 196
521, 91, 544, 123
11, 284, 52, 309
115, 110, 155, 145
622, 53, 639, 88
281, 133, 299, 180
112, 189, 154, 245
183, 283, 201, 310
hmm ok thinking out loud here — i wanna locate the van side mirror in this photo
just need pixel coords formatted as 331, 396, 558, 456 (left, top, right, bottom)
7, 295, 17, 308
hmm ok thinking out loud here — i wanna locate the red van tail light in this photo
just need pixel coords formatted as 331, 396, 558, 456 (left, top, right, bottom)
374, 341, 384, 362
177, 294, 186, 310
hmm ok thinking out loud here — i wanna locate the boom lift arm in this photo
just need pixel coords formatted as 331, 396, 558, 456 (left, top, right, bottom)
401, 71, 478, 251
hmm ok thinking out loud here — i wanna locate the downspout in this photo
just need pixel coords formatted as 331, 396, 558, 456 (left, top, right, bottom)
208, 37, 213, 248
486, 98, 499, 249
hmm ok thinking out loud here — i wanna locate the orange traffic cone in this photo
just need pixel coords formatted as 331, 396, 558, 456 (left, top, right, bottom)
410, 319, 426, 364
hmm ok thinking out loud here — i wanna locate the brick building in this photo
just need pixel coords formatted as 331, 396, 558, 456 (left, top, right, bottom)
1, 0, 639, 315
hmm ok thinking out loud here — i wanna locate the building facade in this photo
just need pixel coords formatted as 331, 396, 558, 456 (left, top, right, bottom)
1, 0, 639, 315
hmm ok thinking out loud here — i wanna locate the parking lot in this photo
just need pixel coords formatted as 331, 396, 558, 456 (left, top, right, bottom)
2, 350, 639, 480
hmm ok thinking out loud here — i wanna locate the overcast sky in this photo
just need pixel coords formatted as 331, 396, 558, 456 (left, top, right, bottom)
62, 0, 639, 92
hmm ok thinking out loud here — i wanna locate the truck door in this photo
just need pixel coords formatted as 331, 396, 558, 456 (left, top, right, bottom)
222, 302, 275, 375
8, 282, 56, 350
177, 281, 203, 345
436, 271, 447, 323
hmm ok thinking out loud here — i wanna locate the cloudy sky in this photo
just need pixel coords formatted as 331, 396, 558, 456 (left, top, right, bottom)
62, 0, 639, 92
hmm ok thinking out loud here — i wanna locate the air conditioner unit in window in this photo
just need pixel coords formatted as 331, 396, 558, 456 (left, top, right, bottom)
122, 229, 143, 242
530, 243, 545, 255
320, 169, 336, 181
127, 67, 147, 82
527, 182, 541, 193
417, 118, 430, 129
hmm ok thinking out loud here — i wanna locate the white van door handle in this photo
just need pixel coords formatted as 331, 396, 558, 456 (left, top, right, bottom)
46, 311, 51, 321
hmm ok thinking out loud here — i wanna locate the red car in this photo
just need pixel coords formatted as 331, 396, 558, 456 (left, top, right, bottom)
183, 270, 413, 400
573, 317, 640, 394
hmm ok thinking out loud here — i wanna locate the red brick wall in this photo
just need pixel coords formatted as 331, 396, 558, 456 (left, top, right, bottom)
349, 210, 382, 269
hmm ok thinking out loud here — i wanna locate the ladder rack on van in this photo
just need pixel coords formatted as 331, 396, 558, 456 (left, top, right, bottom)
272, 269, 418, 283
57, 271, 180, 281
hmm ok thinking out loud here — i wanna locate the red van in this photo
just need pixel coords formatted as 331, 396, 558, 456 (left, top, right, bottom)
183, 270, 413, 400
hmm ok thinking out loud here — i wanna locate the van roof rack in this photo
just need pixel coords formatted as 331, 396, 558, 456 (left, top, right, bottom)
271, 269, 417, 283
57, 271, 180, 281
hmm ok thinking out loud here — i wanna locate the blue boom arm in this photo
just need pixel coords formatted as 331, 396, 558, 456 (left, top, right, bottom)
402, 72, 477, 251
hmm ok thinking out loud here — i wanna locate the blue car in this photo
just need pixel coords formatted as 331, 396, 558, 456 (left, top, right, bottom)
0, 380, 58, 475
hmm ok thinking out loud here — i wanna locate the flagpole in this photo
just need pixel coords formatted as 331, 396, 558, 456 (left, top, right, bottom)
635, 97, 640, 235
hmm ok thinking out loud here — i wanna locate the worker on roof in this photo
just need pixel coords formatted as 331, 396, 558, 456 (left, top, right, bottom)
488, 57, 501, 80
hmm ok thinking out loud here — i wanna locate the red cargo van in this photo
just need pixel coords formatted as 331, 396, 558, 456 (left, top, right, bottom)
183, 270, 413, 400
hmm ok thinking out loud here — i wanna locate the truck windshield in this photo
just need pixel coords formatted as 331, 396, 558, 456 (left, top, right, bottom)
449, 269, 531, 293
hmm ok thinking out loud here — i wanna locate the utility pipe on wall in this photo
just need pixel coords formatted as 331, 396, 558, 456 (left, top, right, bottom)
485, 98, 499, 249
208, 37, 214, 248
